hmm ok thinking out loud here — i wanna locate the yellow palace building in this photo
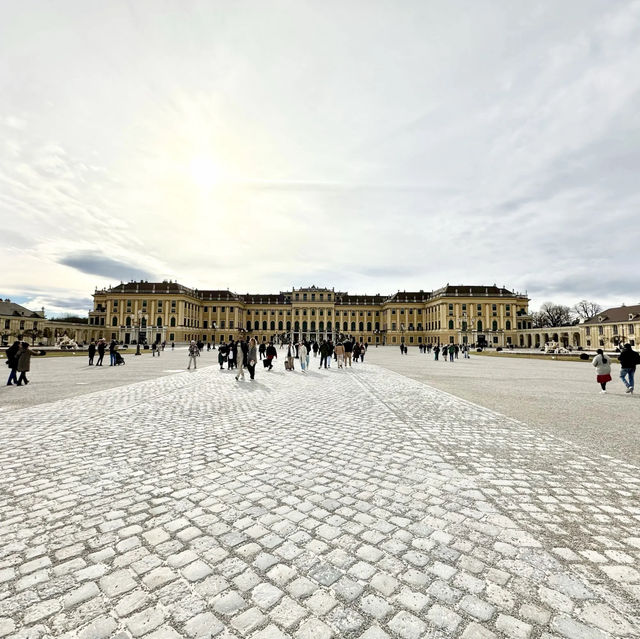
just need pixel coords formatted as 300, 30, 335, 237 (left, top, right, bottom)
87, 281, 531, 348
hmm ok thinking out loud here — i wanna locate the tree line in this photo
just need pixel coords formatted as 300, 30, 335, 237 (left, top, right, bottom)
531, 300, 602, 328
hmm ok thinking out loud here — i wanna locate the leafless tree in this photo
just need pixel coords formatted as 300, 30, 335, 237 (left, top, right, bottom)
533, 302, 573, 327
572, 299, 602, 322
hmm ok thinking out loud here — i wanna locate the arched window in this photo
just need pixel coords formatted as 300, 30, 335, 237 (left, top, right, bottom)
367, 322, 371, 331
141, 317, 147, 328
278, 321, 283, 330
294, 321, 300, 331
311, 321, 316, 331
286, 321, 291, 330
262, 321, 267, 330
302, 321, 308, 331
351, 321, 356, 331
343, 322, 348, 331
477, 320, 483, 331
270, 321, 275, 330
112, 316, 118, 326
170, 317, 176, 327
359, 322, 364, 331
492, 320, 498, 331
375, 321, 379, 330
461, 321, 467, 331
506, 320, 511, 330
157, 317, 162, 328
254, 321, 259, 330
326, 321, 331, 331
448, 320, 454, 330
126, 316, 132, 327
319, 321, 324, 331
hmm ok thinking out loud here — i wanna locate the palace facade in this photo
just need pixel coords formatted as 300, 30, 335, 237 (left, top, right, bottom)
86, 281, 532, 347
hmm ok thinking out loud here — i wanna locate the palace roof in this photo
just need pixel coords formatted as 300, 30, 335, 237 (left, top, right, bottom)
432, 284, 521, 298
583, 304, 640, 325
0, 299, 44, 318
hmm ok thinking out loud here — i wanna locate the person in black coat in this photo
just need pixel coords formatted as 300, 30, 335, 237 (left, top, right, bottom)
88, 340, 96, 366
5, 341, 20, 385
96, 339, 106, 366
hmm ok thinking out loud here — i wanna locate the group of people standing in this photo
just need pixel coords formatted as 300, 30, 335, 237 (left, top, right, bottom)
592, 344, 638, 394
5, 341, 43, 386
402, 342, 470, 360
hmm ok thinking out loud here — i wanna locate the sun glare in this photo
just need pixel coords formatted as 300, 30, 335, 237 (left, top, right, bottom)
188, 156, 221, 189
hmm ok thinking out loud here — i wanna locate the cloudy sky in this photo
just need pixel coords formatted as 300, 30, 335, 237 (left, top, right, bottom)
1, 0, 639, 316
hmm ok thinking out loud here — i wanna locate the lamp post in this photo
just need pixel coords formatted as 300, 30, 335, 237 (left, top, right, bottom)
135, 311, 147, 356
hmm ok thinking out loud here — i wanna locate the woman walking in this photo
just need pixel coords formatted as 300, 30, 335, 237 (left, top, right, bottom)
16, 342, 42, 385
592, 348, 612, 393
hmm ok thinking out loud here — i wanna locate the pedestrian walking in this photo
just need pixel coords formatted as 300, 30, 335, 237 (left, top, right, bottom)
152, 341, 159, 357
109, 339, 117, 366
335, 342, 345, 368
259, 342, 266, 360
247, 338, 257, 379
5, 340, 20, 385
449, 344, 455, 362
286, 342, 296, 371
619, 343, 639, 394
187, 340, 199, 370
344, 339, 353, 367
298, 342, 308, 372
236, 339, 248, 380
592, 348, 612, 393
266, 341, 277, 370
16, 342, 43, 385
96, 339, 106, 366
312, 341, 319, 358
326, 340, 334, 368
87, 339, 96, 366
227, 342, 235, 369
360, 342, 366, 362
353, 342, 361, 363
434, 345, 440, 361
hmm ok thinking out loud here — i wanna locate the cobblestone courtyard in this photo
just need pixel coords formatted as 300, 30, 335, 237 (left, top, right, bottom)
1, 350, 638, 638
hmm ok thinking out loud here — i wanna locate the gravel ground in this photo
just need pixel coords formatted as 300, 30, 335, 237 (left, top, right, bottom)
365, 346, 639, 466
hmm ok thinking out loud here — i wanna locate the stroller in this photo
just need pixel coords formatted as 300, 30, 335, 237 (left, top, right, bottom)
114, 351, 125, 365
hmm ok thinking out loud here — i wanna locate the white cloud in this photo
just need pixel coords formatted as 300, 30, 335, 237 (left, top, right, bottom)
0, 0, 639, 314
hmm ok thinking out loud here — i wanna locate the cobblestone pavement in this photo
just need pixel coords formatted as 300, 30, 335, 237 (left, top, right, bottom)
1, 358, 638, 638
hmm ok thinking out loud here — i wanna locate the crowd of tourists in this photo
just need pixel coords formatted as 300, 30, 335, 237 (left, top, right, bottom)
4, 336, 638, 395
186, 337, 370, 380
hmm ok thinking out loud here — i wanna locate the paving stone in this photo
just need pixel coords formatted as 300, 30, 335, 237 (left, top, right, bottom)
387, 610, 427, 639
125, 605, 166, 637
294, 617, 333, 639
230, 606, 265, 634
184, 611, 225, 637
251, 625, 290, 639
460, 621, 498, 638
99, 569, 137, 597
459, 594, 496, 621
495, 613, 533, 638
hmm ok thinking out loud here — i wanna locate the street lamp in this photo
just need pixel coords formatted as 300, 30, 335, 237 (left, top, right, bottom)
135, 311, 147, 356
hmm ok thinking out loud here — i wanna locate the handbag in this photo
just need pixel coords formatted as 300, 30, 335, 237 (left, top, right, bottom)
263, 359, 270, 368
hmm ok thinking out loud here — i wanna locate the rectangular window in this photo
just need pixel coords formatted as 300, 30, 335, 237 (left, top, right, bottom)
613, 325, 618, 335
220, 321, 225, 328
113, 300, 118, 307
629, 324, 634, 334
598, 326, 603, 335
204, 306, 208, 312
203, 320, 208, 329
586, 327, 591, 336
229, 321, 234, 329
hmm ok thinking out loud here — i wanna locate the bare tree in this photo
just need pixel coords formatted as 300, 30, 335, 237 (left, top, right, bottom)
572, 299, 602, 322
534, 302, 573, 327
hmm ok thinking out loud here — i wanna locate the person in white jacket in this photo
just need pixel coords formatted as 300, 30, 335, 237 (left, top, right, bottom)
592, 349, 612, 393
298, 342, 308, 372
